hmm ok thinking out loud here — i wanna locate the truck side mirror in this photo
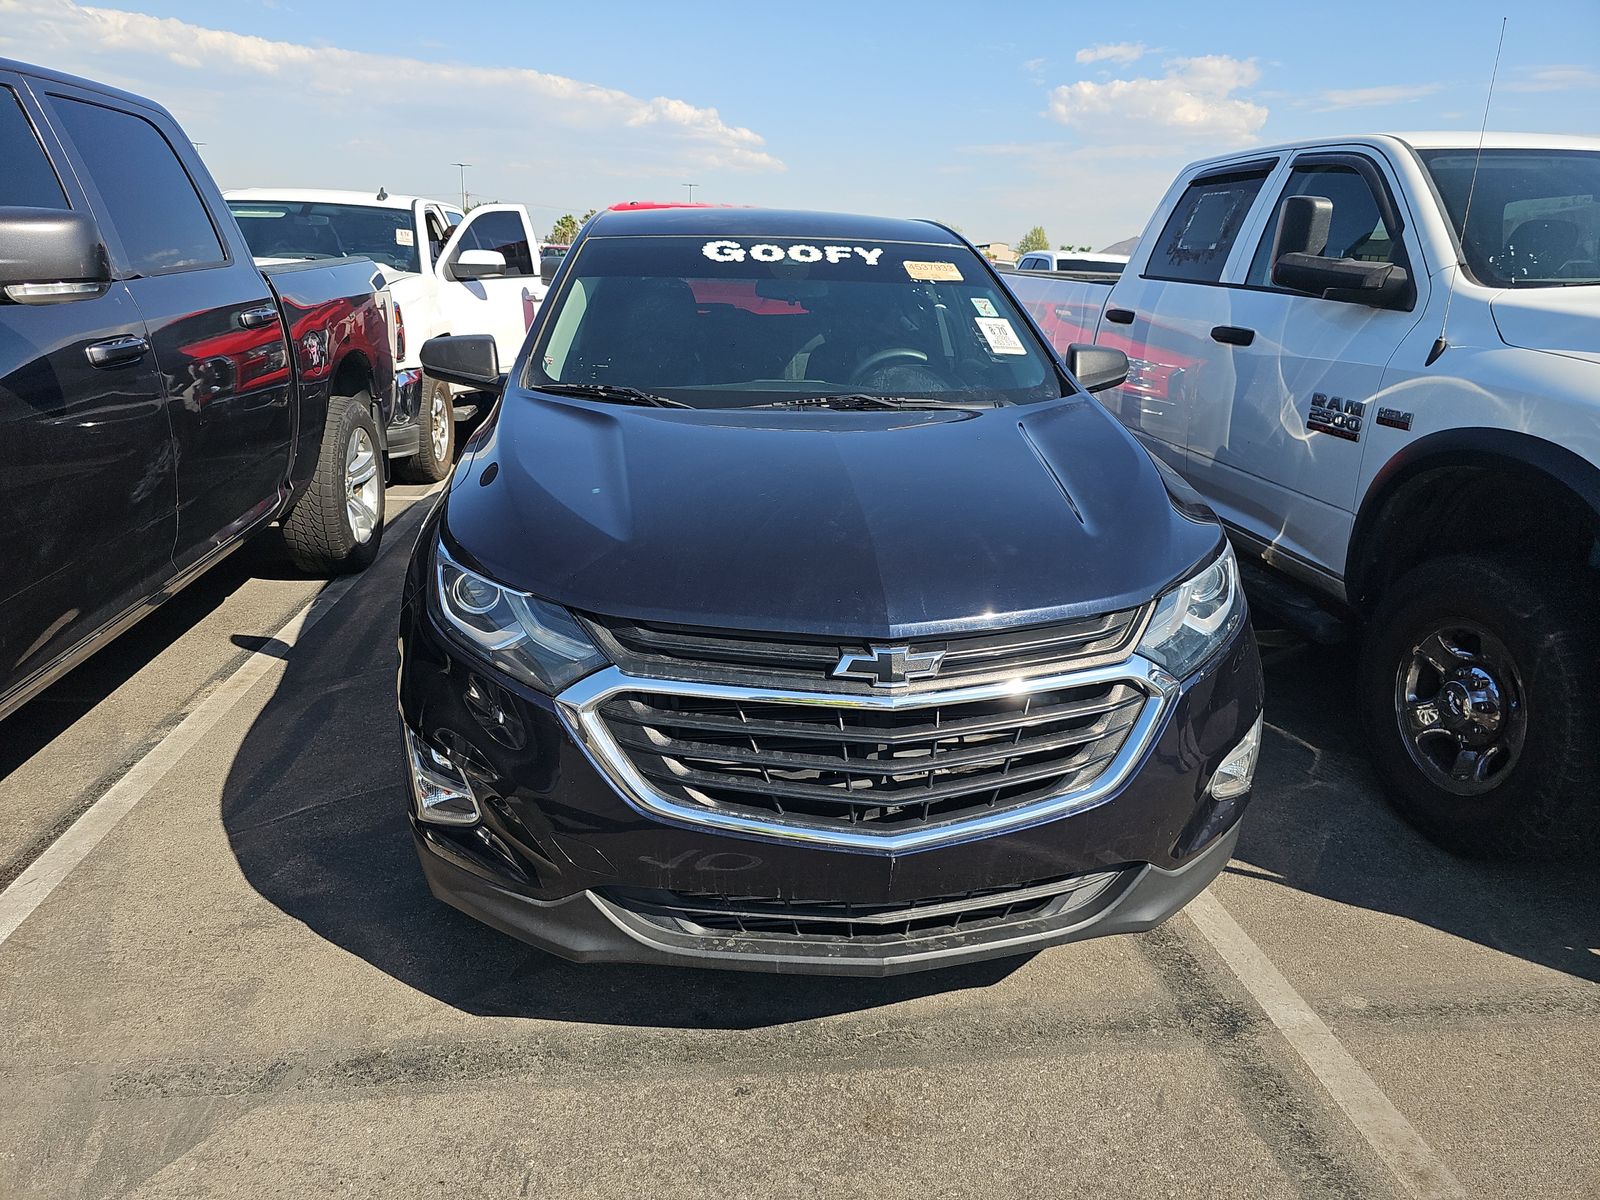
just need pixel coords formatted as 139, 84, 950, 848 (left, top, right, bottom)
450, 248, 507, 280
1066, 343, 1128, 393
1272, 195, 1332, 259
539, 254, 560, 286
1271, 194, 1413, 309
0, 207, 110, 303
421, 334, 503, 394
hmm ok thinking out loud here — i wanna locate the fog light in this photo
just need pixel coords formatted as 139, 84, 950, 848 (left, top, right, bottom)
404, 727, 481, 825
1209, 714, 1262, 800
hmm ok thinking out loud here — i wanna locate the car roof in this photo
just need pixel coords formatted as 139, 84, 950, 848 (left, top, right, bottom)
224, 188, 462, 213
585, 206, 963, 244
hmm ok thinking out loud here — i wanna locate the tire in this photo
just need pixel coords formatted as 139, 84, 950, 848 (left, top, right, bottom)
281, 391, 385, 576
1357, 554, 1600, 858
397, 374, 454, 483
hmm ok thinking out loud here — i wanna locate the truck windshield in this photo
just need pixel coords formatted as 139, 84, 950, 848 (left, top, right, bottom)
1420, 149, 1600, 287
227, 201, 419, 273
524, 234, 1064, 408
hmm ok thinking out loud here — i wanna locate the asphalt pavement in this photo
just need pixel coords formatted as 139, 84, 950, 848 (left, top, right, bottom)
1, 485, 1595, 1199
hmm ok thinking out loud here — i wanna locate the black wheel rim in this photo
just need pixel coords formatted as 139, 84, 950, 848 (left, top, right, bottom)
1394, 621, 1525, 795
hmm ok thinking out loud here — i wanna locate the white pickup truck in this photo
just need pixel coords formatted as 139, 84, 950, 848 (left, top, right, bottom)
1007, 132, 1600, 858
225, 189, 549, 480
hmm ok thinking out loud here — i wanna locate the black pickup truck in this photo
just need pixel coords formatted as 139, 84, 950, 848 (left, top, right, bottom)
0, 59, 395, 721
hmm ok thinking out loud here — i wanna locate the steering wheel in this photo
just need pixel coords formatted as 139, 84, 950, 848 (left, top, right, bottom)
851, 347, 928, 380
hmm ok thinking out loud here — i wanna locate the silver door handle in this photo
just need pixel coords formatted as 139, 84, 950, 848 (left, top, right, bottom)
85, 334, 150, 368
237, 305, 279, 329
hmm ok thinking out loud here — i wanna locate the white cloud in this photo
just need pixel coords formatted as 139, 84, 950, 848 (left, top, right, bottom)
1314, 83, 1442, 111
1074, 42, 1148, 67
1047, 55, 1267, 146
0, 0, 783, 174
1504, 65, 1600, 92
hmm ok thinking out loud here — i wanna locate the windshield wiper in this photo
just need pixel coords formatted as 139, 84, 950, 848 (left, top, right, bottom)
537, 382, 694, 408
750, 394, 997, 411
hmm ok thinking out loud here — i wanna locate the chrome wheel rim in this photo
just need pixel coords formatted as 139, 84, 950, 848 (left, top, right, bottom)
429, 384, 450, 461
1394, 621, 1525, 795
345, 426, 380, 544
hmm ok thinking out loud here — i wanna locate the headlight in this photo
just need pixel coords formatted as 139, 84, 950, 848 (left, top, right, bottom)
1137, 543, 1243, 679
432, 539, 607, 693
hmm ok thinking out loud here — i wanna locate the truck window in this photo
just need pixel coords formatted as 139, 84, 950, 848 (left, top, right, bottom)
50, 97, 224, 275
228, 201, 419, 272
1246, 163, 1401, 287
0, 88, 67, 208
1147, 169, 1270, 284
1420, 148, 1600, 287
458, 211, 535, 277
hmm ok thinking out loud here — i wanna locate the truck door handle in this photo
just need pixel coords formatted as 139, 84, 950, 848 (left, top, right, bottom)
1105, 308, 1135, 325
1210, 325, 1256, 346
237, 305, 279, 329
85, 334, 150, 368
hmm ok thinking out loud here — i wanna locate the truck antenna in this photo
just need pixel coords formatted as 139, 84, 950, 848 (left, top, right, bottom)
1427, 16, 1507, 367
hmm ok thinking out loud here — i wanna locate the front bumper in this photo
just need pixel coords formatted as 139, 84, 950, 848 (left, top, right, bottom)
399, 578, 1263, 974
414, 817, 1240, 976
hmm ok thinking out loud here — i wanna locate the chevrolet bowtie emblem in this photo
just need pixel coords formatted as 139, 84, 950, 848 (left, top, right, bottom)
832, 644, 945, 688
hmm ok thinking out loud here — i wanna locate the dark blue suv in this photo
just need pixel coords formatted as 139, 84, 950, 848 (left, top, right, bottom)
399, 206, 1263, 975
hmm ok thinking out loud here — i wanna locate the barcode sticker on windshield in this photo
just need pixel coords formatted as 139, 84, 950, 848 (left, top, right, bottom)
904, 260, 963, 281
395, 228, 414, 246
976, 317, 1027, 355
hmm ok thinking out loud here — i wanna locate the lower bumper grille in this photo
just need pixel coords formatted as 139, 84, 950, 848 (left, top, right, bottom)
606, 869, 1125, 944
595, 677, 1148, 830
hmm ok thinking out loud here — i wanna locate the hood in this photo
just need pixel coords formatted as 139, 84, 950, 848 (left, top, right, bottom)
442, 393, 1220, 638
1490, 287, 1600, 366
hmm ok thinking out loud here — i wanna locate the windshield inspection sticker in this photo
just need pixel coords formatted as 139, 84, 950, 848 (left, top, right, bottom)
904, 260, 963, 281
970, 297, 998, 318
702, 240, 883, 266
395, 228, 415, 246
976, 317, 1027, 355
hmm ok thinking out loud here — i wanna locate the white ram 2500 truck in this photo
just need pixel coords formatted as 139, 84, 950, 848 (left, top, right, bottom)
225, 189, 549, 480
1007, 133, 1600, 858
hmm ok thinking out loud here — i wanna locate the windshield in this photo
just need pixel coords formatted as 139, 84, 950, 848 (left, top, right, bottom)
523, 234, 1065, 408
1420, 149, 1600, 287
227, 201, 420, 272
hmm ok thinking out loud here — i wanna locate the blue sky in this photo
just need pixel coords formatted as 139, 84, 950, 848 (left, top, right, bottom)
4, 0, 1597, 248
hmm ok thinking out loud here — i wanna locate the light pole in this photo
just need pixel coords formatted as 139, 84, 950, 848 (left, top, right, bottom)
452, 162, 472, 210
683, 183, 699, 204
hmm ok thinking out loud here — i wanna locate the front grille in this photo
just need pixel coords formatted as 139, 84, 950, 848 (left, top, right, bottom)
606, 869, 1124, 944
595, 677, 1148, 830
581, 608, 1145, 693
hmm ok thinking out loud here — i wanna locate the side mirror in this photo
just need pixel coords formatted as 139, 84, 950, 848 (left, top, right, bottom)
0, 207, 110, 303
420, 334, 503, 393
1272, 194, 1332, 259
1271, 194, 1413, 309
539, 254, 560, 286
450, 248, 507, 280
1066, 343, 1128, 393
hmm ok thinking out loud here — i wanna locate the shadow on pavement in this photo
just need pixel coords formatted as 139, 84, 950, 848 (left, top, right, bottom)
1239, 623, 1599, 983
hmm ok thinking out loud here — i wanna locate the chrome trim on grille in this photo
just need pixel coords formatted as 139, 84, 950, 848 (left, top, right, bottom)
556, 657, 1177, 853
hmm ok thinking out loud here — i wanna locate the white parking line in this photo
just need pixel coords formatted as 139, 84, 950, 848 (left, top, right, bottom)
1185, 889, 1468, 1200
0, 488, 439, 949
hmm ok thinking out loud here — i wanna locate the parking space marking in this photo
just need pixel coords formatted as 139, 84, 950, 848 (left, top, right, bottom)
1185, 889, 1467, 1200
0, 488, 440, 949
